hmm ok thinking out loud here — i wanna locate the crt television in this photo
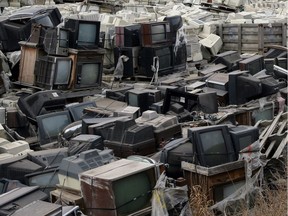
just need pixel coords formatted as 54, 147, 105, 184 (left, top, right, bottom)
66, 101, 97, 121
64, 19, 100, 49
36, 110, 72, 145
43, 27, 70, 56
73, 58, 103, 89
239, 55, 265, 75
35, 56, 72, 90
228, 125, 259, 153
115, 24, 141, 47
140, 21, 171, 46
80, 159, 157, 216
188, 125, 237, 167
228, 70, 262, 105
138, 45, 174, 77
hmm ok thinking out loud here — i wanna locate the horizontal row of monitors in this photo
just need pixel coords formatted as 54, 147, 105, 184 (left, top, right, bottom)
35, 19, 178, 56
33, 44, 187, 90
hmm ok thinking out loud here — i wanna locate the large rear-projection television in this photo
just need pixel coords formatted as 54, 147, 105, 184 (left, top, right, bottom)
80, 159, 157, 216
140, 21, 171, 46
188, 125, 237, 167
64, 19, 100, 49
35, 56, 72, 90
36, 110, 72, 145
73, 58, 103, 89
138, 45, 174, 77
43, 27, 70, 56
228, 71, 262, 105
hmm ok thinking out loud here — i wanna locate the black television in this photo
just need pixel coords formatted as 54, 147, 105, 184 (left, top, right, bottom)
214, 50, 242, 72
43, 27, 70, 56
115, 24, 141, 47
228, 125, 259, 154
228, 71, 262, 105
66, 101, 96, 121
114, 47, 140, 78
126, 89, 150, 113
64, 19, 100, 49
36, 110, 72, 145
138, 45, 174, 77
17, 90, 67, 122
35, 56, 72, 90
239, 55, 265, 75
140, 21, 171, 46
160, 137, 194, 178
73, 58, 103, 89
188, 125, 237, 167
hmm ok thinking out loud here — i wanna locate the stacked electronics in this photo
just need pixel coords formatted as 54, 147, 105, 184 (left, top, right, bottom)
114, 16, 187, 79
33, 18, 104, 91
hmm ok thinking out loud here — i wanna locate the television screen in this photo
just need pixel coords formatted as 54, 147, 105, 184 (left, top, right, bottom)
78, 23, 97, 46
36, 111, 72, 145
151, 24, 166, 42
188, 125, 236, 167
59, 28, 69, 48
35, 56, 72, 89
156, 47, 172, 71
75, 61, 102, 89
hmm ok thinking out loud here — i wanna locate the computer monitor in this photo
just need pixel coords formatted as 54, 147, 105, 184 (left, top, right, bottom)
58, 149, 114, 190
64, 19, 100, 49
228, 125, 259, 154
188, 125, 237, 167
140, 21, 171, 46
43, 27, 70, 56
80, 159, 157, 215
66, 101, 96, 121
197, 92, 218, 114
35, 56, 72, 90
214, 50, 242, 72
228, 71, 262, 105
36, 111, 72, 145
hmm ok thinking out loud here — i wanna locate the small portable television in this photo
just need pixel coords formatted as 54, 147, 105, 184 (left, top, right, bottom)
64, 18, 100, 49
